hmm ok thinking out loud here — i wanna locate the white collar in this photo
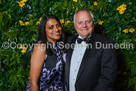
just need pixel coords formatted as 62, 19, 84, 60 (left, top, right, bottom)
78, 34, 92, 39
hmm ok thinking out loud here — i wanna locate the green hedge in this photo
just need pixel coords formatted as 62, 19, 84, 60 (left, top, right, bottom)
0, 0, 136, 91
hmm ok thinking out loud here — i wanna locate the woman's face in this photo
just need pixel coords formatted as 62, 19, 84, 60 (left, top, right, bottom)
46, 19, 62, 43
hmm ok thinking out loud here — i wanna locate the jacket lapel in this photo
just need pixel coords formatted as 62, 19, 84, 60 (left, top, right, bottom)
75, 34, 96, 83
65, 35, 78, 85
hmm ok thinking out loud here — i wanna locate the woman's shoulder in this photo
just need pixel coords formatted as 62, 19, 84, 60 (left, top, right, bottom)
32, 42, 46, 57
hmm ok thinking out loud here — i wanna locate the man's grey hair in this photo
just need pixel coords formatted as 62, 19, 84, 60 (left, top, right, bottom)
73, 9, 94, 23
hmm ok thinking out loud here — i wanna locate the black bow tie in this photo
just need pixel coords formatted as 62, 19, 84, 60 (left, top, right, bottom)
77, 37, 91, 44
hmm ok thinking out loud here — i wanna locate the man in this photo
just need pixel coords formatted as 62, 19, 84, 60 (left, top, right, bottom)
65, 9, 117, 91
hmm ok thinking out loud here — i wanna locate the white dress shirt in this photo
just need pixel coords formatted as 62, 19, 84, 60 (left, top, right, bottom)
69, 35, 87, 91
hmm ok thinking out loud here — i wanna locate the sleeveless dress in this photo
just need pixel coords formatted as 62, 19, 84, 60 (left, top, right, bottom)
26, 44, 67, 91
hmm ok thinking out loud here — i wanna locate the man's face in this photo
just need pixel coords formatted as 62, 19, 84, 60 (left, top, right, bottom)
74, 11, 94, 38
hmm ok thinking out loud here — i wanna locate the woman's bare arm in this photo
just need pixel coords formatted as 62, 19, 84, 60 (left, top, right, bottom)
30, 44, 46, 91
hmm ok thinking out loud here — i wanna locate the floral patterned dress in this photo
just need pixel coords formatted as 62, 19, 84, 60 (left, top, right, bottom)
26, 44, 67, 91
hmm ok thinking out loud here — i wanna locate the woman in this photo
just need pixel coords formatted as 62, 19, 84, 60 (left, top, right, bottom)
26, 15, 67, 91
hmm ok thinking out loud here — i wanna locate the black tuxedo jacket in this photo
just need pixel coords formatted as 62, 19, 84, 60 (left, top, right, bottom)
65, 33, 117, 91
